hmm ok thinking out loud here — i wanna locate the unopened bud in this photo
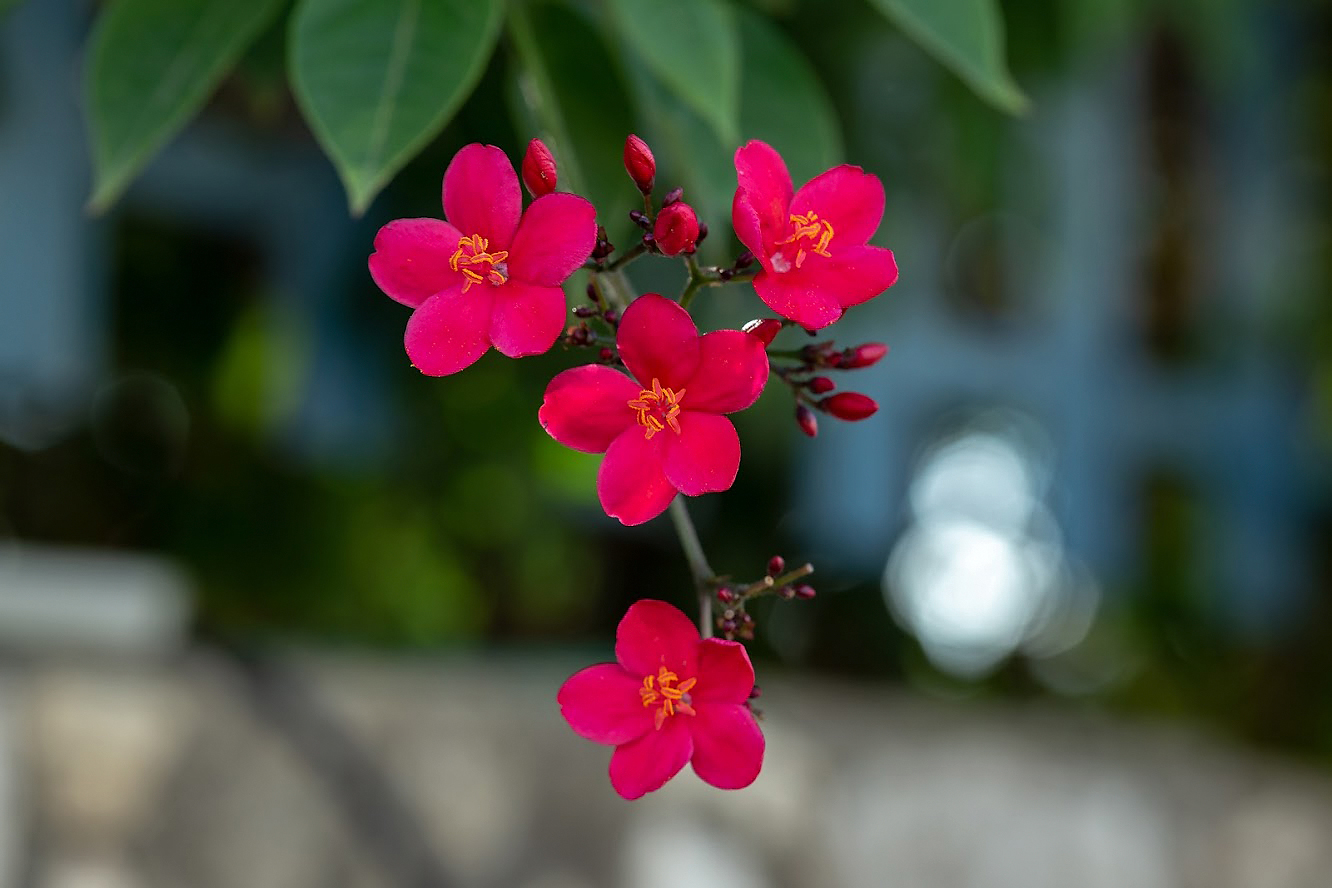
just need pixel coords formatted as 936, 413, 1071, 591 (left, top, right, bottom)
572, 304, 597, 318
696, 222, 708, 244
778, 585, 796, 600
521, 138, 557, 197
598, 347, 613, 362
795, 404, 818, 437
623, 134, 656, 193
843, 342, 889, 369
652, 202, 699, 256
807, 376, 835, 394
742, 318, 783, 346
629, 209, 651, 230
820, 392, 878, 421
720, 618, 738, 634
794, 584, 816, 600
661, 186, 683, 207
749, 685, 762, 699
767, 555, 785, 576
716, 586, 736, 604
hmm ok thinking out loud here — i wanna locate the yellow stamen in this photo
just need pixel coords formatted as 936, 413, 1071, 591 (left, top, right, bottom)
773, 211, 834, 270
638, 665, 698, 730
449, 234, 510, 293
626, 378, 686, 440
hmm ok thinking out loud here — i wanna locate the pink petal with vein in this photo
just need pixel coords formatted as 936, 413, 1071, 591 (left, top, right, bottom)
617, 294, 700, 390
508, 192, 598, 286
662, 413, 740, 496
539, 366, 640, 453
609, 716, 693, 800
682, 331, 769, 414
403, 286, 493, 376
557, 663, 653, 745
489, 281, 566, 358
443, 144, 521, 248
790, 165, 885, 248
690, 703, 764, 790
615, 599, 700, 678
369, 218, 463, 308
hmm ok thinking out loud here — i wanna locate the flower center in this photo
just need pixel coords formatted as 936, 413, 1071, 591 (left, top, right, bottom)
770, 211, 834, 273
639, 665, 697, 730
450, 234, 510, 292
627, 378, 685, 440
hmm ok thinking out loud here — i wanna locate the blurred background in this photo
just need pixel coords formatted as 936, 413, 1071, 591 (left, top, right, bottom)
2, 0, 1331, 886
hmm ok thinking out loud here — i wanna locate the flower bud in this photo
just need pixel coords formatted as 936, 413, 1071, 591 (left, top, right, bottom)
742, 318, 783, 346
807, 376, 835, 394
843, 342, 888, 369
653, 202, 699, 256
716, 586, 737, 604
778, 585, 796, 600
521, 138, 557, 197
661, 186, 683, 207
794, 583, 817, 600
767, 555, 785, 576
821, 392, 878, 421
795, 404, 818, 437
623, 134, 655, 194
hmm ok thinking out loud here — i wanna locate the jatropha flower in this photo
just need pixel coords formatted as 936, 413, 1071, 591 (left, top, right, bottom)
732, 140, 899, 331
369, 143, 597, 376
538, 293, 769, 526
558, 599, 764, 799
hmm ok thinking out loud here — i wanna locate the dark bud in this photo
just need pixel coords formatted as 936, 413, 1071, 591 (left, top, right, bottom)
603, 309, 619, 325
598, 347, 614, 362
719, 268, 734, 282
696, 222, 708, 244
573, 304, 598, 318
720, 618, 738, 634
796, 404, 818, 438
716, 587, 737, 604
749, 685, 762, 699
661, 186, 684, 207
734, 250, 755, 270
629, 209, 651, 230
740, 612, 755, 627
767, 555, 785, 576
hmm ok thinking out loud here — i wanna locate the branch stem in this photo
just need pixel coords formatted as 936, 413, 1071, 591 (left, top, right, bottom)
668, 498, 715, 638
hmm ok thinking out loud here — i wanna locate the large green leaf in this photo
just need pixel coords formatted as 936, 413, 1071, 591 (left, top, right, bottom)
84, 0, 286, 212
1, 0, 28, 20
289, 0, 504, 215
867, 0, 1028, 114
608, 0, 740, 146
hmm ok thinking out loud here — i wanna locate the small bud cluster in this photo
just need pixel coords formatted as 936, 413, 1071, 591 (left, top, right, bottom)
712, 554, 816, 642
563, 282, 621, 358
756, 335, 888, 437
621, 135, 703, 258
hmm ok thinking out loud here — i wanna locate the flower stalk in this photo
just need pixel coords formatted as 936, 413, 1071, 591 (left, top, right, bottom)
668, 497, 716, 638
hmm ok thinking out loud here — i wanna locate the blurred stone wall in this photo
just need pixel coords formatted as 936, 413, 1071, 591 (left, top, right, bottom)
2, 650, 1330, 888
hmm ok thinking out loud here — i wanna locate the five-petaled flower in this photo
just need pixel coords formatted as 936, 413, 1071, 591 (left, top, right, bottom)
538, 293, 769, 526
558, 599, 765, 799
732, 140, 899, 331
369, 143, 597, 376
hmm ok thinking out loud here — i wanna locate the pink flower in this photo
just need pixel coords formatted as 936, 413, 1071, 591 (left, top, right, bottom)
558, 599, 764, 799
369, 143, 597, 376
732, 140, 899, 330
538, 293, 768, 526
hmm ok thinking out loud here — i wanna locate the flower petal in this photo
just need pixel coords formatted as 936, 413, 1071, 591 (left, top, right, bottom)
662, 413, 740, 496
368, 218, 464, 308
615, 599, 700, 678
539, 365, 640, 453
598, 427, 677, 526
693, 638, 755, 703
734, 140, 793, 244
824, 244, 900, 310
617, 294, 700, 390
690, 703, 764, 791
507, 192, 598, 286
681, 331, 769, 414
609, 716, 693, 800
443, 144, 521, 248
753, 269, 844, 331
489, 281, 566, 358
403, 286, 493, 376
790, 164, 885, 249
558, 663, 654, 745
731, 191, 771, 268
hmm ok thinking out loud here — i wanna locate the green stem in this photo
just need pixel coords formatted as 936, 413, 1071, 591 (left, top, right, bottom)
603, 242, 647, 272
668, 498, 715, 638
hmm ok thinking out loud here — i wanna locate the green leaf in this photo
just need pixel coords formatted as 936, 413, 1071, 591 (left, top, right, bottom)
84, 0, 286, 212
289, 0, 504, 215
506, 2, 637, 248
867, 0, 1028, 114
609, 0, 740, 146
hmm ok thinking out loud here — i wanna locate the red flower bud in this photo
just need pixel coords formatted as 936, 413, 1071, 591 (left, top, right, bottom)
843, 342, 888, 369
742, 318, 783, 346
716, 586, 736, 604
821, 392, 878, 421
767, 555, 785, 576
521, 138, 557, 197
652, 201, 699, 256
624, 134, 655, 194
807, 376, 835, 394
795, 404, 818, 437
794, 583, 817, 600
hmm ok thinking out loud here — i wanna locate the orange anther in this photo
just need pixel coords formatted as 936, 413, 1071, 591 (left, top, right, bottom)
449, 234, 510, 293
627, 378, 686, 440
